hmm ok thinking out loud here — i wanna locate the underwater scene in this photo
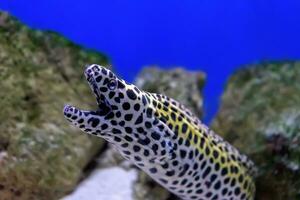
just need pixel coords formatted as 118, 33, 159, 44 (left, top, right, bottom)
0, 1, 299, 200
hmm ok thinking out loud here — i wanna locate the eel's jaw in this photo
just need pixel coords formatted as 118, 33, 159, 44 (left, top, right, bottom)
63, 104, 106, 136
63, 65, 112, 133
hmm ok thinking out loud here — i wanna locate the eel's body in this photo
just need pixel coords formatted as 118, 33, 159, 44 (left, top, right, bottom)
63, 64, 256, 200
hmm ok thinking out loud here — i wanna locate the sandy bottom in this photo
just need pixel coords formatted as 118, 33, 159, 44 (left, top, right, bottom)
63, 167, 138, 200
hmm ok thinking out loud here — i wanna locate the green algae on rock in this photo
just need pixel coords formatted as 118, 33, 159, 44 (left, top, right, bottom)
133, 66, 205, 200
0, 12, 109, 200
212, 62, 300, 200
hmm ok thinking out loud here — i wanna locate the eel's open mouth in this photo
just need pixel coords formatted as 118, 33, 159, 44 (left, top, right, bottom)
84, 65, 112, 116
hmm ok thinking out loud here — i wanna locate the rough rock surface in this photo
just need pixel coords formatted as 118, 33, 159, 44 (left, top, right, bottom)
212, 62, 300, 200
0, 12, 108, 200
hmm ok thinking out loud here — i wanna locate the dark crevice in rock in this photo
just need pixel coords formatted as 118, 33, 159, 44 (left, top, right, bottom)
81, 141, 109, 181
0, 184, 4, 190
167, 194, 180, 200
0, 140, 9, 151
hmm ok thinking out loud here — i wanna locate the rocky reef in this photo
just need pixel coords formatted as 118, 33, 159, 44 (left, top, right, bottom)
0, 12, 108, 200
212, 62, 300, 200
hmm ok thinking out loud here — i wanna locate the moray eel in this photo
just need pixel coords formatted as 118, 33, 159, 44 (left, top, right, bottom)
63, 64, 256, 200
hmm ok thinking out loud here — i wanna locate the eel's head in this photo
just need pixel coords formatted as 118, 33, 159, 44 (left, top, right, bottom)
63, 64, 149, 137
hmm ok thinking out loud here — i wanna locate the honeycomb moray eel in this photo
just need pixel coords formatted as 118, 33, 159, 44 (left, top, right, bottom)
63, 64, 256, 200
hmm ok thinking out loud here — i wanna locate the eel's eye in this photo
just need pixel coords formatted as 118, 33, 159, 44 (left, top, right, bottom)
108, 79, 117, 90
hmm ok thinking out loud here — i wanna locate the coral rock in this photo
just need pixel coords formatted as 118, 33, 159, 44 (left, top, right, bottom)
0, 12, 108, 200
212, 62, 300, 200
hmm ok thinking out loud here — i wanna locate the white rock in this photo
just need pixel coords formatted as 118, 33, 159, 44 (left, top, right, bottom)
63, 167, 138, 200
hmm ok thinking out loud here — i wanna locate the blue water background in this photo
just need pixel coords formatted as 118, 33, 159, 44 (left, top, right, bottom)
1, 0, 300, 123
